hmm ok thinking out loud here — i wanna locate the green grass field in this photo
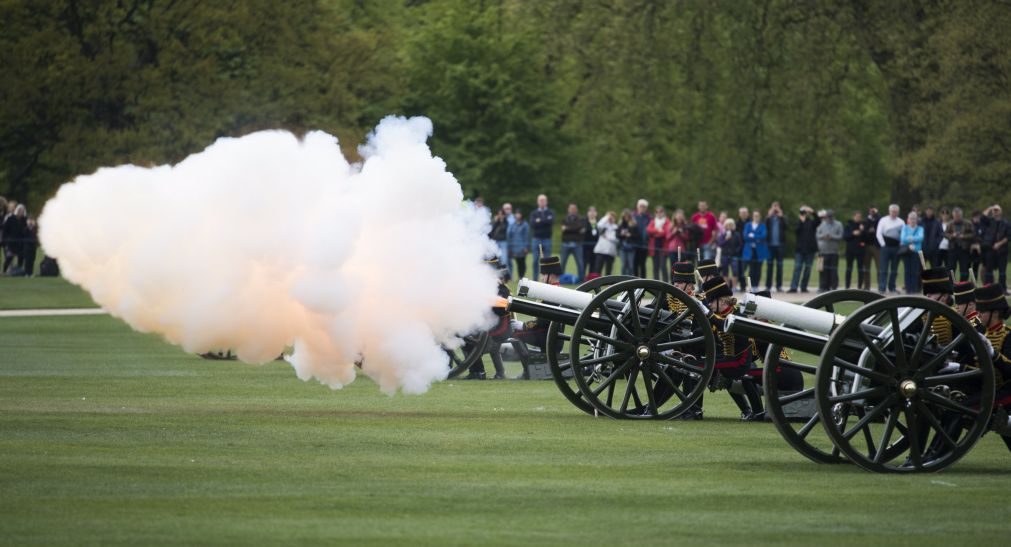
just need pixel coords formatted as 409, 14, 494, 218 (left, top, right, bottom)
2, 281, 1011, 546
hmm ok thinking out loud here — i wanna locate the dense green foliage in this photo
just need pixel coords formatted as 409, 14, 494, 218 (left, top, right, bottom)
2, 313, 1011, 545
2, 0, 1008, 214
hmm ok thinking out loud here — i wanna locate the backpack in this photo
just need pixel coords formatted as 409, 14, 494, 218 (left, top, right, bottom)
39, 256, 60, 277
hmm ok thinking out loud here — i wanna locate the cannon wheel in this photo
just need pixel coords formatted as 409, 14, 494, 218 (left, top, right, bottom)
445, 331, 490, 379
815, 296, 995, 473
570, 278, 716, 420
546, 275, 635, 415
764, 289, 882, 464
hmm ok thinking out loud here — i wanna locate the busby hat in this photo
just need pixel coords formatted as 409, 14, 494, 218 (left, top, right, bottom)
485, 256, 500, 268
539, 255, 563, 276
696, 259, 719, 278
701, 276, 733, 302
974, 284, 1009, 317
671, 261, 695, 283
920, 267, 953, 295
953, 281, 976, 305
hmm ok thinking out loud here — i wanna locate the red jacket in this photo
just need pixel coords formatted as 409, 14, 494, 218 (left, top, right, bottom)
646, 217, 670, 257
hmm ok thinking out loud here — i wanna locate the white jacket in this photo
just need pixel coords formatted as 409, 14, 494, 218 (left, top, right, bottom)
594, 218, 619, 256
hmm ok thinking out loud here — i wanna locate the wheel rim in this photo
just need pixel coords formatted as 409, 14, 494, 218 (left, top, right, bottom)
815, 296, 995, 473
547, 275, 635, 415
569, 279, 715, 419
764, 289, 882, 464
445, 330, 490, 378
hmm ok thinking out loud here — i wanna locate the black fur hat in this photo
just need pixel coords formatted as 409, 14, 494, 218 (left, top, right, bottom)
701, 276, 733, 302
974, 284, 1009, 317
953, 281, 976, 305
539, 255, 562, 276
920, 267, 953, 295
671, 261, 695, 283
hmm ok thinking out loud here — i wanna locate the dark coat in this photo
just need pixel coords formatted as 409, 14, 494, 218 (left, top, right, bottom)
921, 216, 944, 252
843, 220, 865, 255
794, 217, 818, 255
530, 208, 555, 239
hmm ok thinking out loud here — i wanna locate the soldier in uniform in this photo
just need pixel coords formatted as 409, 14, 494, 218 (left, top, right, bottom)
953, 280, 979, 326
464, 257, 512, 379
510, 255, 564, 379
662, 261, 705, 419
701, 276, 765, 421
919, 267, 956, 346
696, 258, 720, 283
973, 283, 1011, 450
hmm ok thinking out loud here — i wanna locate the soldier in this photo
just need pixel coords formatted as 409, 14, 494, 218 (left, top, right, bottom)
465, 257, 512, 379
701, 276, 765, 421
973, 284, 1011, 450
510, 256, 564, 379
919, 267, 956, 346
663, 261, 705, 419
952, 280, 979, 327
696, 258, 720, 283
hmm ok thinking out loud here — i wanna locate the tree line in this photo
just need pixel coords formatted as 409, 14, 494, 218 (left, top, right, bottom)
2, 0, 1008, 215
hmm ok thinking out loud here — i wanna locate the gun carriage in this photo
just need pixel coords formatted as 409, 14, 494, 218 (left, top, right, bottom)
507, 276, 1000, 473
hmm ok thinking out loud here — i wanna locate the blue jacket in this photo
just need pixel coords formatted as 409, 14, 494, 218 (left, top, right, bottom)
742, 221, 770, 261
507, 220, 531, 256
900, 224, 924, 252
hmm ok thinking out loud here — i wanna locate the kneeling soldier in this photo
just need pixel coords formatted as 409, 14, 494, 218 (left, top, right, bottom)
701, 276, 765, 421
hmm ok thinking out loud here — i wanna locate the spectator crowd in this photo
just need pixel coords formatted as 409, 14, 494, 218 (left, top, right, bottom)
487, 196, 1011, 296
0, 196, 40, 277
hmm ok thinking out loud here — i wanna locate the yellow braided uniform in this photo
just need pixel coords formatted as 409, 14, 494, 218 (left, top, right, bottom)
984, 324, 1011, 388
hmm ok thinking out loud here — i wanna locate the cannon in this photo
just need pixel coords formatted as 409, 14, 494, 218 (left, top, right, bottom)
508, 276, 717, 420
726, 290, 997, 473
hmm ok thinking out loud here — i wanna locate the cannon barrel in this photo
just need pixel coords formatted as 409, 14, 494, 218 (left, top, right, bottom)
739, 293, 845, 334
724, 314, 872, 360
506, 297, 614, 331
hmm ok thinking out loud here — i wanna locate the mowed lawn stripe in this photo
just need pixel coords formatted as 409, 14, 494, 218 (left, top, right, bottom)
1, 315, 1009, 546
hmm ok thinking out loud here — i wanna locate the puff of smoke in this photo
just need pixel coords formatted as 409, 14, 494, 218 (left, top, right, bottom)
38, 116, 499, 394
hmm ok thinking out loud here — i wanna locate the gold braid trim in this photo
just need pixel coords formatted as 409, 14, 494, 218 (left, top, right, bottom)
930, 315, 953, 347
666, 295, 688, 314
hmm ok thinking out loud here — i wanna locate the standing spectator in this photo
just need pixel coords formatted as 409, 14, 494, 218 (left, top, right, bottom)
559, 203, 585, 281
981, 204, 1009, 286
945, 207, 975, 281
843, 210, 866, 289
22, 217, 39, 276
736, 206, 750, 230
921, 206, 944, 268
816, 210, 844, 292
490, 208, 510, 279
862, 207, 881, 290
970, 210, 985, 279
507, 210, 531, 280
617, 209, 641, 276
717, 219, 743, 291
473, 197, 490, 219
876, 204, 905, 294
764, 201, 787, 292
937, 207, 951, 269
716, 211, 729, 241
2, 203, 27, 274
788, 206, 818, 293
742, 210, 768, 289
502, 203, 515, 226
530, 194, 555, 279
691, 201, 719, 260
646, 206, 671, 282
900, 212, 924, 293
582, 206, 599, 280
632, 199, 651, 278
593, 211, 619, 276
665, 209, 693, 267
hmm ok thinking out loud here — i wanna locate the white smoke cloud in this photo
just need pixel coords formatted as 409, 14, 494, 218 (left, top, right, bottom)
38, 116, 499, 394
